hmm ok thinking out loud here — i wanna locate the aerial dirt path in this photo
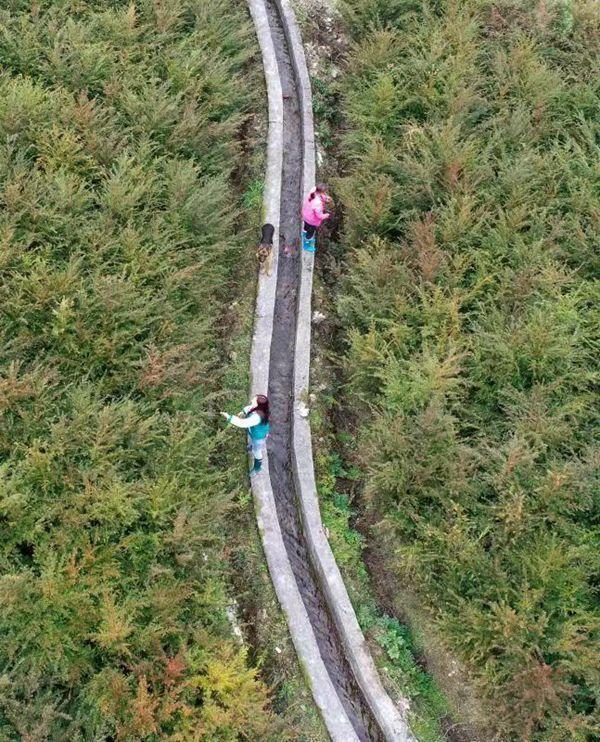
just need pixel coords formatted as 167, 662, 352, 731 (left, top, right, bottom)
248, 1, 413, 740
262, 2, 382, 740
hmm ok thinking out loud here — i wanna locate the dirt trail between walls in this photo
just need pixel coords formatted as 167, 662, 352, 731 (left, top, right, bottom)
263, 1, 383, 739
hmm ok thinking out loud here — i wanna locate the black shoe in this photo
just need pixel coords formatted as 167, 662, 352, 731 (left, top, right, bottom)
250, 458, 262, 477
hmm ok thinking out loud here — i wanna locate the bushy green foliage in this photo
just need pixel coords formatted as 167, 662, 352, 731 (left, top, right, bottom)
315, 446, 448, 740
336, 1, 599, 738
0, 1, 282, 738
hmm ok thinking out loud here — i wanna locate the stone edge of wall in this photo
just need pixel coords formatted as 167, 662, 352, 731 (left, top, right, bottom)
246, 1, 358, 739
279, 1, 416, 739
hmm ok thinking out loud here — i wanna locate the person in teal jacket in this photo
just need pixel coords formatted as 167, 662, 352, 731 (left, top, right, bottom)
221, 394, 270, 476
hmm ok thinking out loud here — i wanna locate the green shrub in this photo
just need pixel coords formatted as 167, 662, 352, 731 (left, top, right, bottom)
335, 1, 600, 738
0, 0, 281, 738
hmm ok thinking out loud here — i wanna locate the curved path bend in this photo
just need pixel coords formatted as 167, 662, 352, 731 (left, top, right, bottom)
246, 1, 414, 740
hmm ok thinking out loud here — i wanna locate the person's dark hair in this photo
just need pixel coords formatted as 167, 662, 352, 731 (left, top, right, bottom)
309, 183, 328, 201
250, 394, 269, 422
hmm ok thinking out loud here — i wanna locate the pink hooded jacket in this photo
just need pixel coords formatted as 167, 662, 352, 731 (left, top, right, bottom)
302, 189, 330, 227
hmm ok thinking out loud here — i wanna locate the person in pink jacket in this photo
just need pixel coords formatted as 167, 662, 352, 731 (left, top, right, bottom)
301, 184, 332, 252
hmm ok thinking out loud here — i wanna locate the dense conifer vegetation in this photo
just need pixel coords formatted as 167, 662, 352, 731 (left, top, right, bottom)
334, 0, 599, 738
0, 1, 285, 738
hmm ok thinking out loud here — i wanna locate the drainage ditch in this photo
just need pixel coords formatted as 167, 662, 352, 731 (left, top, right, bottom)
263, 2, 383, 739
